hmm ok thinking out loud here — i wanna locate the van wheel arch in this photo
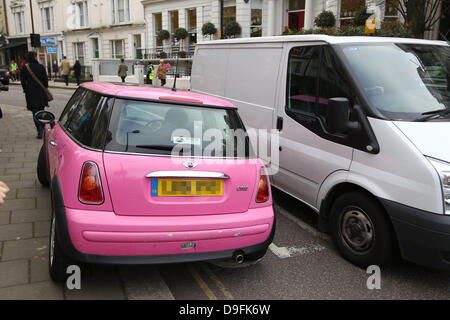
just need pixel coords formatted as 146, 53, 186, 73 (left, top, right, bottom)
319, 183, 396, 237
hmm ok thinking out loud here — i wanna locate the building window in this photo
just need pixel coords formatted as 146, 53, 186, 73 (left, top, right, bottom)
187, 8, 197, 44
223, 0, 236, 24
111, 40, 124, 59
251, 0, 262, 37
384, 0, 399, 21
73, 42, 85, 65
40, 2, 55, 33
170, 10, 179, 44
111, 0, 130, 24
12, 6, 25, 35
288, 0, 305, 32
339, 0, 365, 25
153, 12, 162, 47
73, 0, 89, 28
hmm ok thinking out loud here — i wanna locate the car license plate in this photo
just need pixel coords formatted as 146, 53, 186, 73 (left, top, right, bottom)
151, 179, 223, 196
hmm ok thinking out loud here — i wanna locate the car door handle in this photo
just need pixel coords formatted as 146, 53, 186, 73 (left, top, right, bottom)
49, 140, 57, 147
276, 116, 283, 131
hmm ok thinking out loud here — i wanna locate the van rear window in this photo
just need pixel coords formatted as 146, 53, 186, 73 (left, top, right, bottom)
105, 99, 255, 158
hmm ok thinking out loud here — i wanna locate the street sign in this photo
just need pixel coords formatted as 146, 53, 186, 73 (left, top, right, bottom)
47, 46, 57, 54
40, 37, 56, 46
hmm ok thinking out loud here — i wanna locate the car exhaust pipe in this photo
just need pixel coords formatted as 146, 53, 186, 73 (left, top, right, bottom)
233, 251, 245, 264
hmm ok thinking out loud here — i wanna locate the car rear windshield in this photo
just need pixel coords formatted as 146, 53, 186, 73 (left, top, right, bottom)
105, 99, 255, 158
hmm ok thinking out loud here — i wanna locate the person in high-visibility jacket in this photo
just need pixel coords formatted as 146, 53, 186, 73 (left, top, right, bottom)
146, 64, 154, 85
10, 60, 18, 81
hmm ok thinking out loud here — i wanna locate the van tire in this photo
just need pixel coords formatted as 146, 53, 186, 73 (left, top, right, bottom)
329, 192, 396, 268
37, 145, 50, 187
49, 207, 73, 283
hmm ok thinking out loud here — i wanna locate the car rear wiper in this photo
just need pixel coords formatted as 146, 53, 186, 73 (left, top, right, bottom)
413, 108, 450, 122
135, 145, 175, 151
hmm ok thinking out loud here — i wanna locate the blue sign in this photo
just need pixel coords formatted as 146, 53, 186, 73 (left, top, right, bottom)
40, 37, 56, 46
47, 46, 57, 54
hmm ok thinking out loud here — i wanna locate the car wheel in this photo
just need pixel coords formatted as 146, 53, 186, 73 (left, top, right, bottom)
49, 207, 73, 283
329, 192, 397, 268
37, 144, 50, 187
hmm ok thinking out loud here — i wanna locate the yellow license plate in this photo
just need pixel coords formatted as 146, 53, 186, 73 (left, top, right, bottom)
151, 179, 223, 196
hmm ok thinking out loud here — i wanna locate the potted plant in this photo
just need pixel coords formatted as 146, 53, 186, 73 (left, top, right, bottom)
314, 10, 336, 28
202, 22, 217, 40
156, 29, 170, 57
174, 27, 189, 57
223, 21, 241, 38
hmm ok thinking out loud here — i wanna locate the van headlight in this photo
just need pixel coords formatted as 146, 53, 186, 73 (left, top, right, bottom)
427, 157, 450, 215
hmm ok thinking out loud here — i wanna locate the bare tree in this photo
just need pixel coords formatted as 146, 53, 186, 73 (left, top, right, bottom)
383, 0, 449, 38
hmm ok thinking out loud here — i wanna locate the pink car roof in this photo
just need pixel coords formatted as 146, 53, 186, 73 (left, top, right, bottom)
80, 82, 236, 108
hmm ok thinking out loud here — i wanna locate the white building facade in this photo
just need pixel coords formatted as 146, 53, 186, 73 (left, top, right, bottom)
63, 0, 146, 70
141, 0, 409, 55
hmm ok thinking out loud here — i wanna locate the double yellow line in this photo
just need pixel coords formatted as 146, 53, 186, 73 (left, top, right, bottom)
188, 264, 234, 300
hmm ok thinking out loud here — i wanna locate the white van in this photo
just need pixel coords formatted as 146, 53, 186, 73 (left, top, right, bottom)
191, 35, 450, 270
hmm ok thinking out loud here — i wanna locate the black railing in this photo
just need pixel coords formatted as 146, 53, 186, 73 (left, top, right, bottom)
140, 45, 196, 60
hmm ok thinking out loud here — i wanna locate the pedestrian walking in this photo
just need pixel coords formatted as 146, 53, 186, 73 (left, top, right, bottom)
60, 56, 71, 86
73, 60, 82, 86
156, 59, 167, 87
20, 51, 50, 139
10, 60, 18, 81
118, 58, 128, 83
146, 63, 154, 85
0, 181, 9, 205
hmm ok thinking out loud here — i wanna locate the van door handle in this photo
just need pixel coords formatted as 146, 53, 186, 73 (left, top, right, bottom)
49, 140, 57, 147
276, 116, 283, 131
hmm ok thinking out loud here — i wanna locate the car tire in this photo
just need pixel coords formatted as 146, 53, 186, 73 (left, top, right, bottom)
49, 207, 73, 283
329, 192, 397, 268
37, 144, 50, 187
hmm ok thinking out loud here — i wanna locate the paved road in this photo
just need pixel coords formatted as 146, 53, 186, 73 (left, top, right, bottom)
1, 85, 450, 300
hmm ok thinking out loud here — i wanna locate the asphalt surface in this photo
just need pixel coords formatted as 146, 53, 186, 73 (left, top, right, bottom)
1, 85, 450, 300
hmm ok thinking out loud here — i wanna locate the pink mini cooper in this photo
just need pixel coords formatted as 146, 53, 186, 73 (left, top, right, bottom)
35, 82, 275, 282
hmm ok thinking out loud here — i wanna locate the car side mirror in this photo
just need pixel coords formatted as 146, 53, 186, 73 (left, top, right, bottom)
35, 110, 56, 128
326, 97, 361, 134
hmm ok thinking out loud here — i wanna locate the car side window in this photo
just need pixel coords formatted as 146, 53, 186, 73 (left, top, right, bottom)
67, 90, 103, 147
59, 87, 86, 128
318, 46, 355, 126
286, 45, 322, 117
90, 97, 113, 149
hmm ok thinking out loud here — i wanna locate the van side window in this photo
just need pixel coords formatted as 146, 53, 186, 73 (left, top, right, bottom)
67, 90, 103, 147
286, 46, 321, 117
317, 46, 355, 126
59, 87, 86, 129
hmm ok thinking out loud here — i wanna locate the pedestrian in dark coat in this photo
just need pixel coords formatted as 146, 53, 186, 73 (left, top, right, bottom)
73, 60, 82, 86
20, 51, 49, 139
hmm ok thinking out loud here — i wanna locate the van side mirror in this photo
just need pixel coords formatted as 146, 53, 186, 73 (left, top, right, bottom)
35, 110, 56, 128
326, 97, 361, 134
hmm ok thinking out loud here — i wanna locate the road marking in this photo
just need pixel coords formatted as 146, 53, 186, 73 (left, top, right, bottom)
269, 243, 325, 259
188, 264, 217, 300
200, 264, 235, 300
274, 203, 330, 241
120, 266, 175, 300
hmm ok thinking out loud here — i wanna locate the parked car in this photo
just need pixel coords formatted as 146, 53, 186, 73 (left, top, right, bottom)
35, 82, 275, 282
191, 35, 450, 270
0, 67, 10, 90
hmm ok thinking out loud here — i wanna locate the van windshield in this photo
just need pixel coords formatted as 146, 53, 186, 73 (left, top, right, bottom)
339, 43, 450, 121
105, 99, 255, 158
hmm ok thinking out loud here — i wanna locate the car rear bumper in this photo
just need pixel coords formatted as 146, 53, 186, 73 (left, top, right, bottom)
381, 199, 450, 270
56, 205, 275, 265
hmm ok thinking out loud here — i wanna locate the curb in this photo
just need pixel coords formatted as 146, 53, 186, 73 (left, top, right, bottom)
9, 82, 78, 90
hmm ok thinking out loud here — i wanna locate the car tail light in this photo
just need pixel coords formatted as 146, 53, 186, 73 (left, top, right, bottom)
78, 161, 104, 204
256, 167, 269, 203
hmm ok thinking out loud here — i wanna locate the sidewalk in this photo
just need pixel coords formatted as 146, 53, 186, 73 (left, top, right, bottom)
10, 80, 78, 90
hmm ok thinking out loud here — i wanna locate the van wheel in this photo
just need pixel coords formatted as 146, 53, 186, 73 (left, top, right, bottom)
49, 207, 72, 283
37, 145, 49, 187
329, 192, 397, 268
